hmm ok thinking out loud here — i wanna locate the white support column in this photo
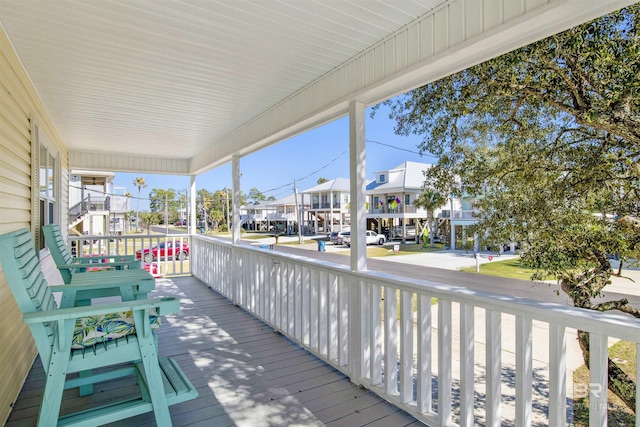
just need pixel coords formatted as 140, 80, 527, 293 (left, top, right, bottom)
232, 155, 241, 246
450, 224, 456, 250
329, 190, 334, 232
349, 100, 366, 272
189, 175, 197, 235
231, 156, 241, 305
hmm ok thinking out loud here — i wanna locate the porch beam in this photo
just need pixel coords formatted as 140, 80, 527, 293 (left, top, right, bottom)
189, 175, 196, 235
349, 100, 366, 272
188, 0, 632, 176
232, 155, 241, 245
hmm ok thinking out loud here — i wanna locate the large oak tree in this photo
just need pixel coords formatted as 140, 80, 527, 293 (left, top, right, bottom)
377, 4, 640, 410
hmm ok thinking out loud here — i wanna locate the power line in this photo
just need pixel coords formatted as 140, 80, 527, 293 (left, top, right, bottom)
74, 138, 424, 202
260, 139, 425, 195
366, 139, 423, 156
261, 148, 348, 195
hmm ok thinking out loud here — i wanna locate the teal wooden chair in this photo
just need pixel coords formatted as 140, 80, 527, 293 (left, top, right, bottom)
42, 224, 155, 304
0, 229, 198, 426
43, 224, 140, 282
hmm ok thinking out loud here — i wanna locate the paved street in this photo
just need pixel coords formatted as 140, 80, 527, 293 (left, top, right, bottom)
260, 235, 640, 306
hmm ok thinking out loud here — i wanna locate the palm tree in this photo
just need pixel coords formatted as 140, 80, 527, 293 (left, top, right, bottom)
133, 177, 147, 232
414, 190, 446, 248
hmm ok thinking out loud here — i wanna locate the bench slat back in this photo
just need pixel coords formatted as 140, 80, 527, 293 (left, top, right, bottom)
42, 224, 76, 282
0, 229, 57, 350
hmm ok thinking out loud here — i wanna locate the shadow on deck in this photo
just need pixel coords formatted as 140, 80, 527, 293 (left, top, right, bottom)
6, 276, 421, 427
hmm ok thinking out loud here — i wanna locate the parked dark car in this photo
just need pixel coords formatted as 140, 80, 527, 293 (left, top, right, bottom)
136, 241, 189, 262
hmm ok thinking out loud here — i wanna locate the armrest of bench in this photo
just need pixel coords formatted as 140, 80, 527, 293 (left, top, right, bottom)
73, 255, 138, 263
23, 297, 181, 324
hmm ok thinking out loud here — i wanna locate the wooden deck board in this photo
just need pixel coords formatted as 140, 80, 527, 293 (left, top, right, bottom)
5, 276, 421, 427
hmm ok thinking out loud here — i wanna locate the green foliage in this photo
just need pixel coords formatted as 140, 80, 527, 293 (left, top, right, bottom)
149, 188, 179, 214
248, 187, 266, 203
378, 5, 640, 410
378, 4, 640, 279
414, 190, 447, 247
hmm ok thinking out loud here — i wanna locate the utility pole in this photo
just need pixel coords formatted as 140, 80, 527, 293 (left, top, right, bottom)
226, 189, 230, 233
294, 180, 304, 244
165, 193, 168, 234
185, 189, 189, 230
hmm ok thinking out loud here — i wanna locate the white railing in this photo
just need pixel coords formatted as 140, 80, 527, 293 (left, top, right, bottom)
192, 235, 640, 427
451, 210, 478, 220
68, 233, 191, 277
368, 205, 423, 215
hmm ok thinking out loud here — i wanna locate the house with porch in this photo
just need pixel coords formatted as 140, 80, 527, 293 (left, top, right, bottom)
238, 201, 274, 232
302, 178, 351, 234
1, 1, 635, 426
240, 194, 310, 234
366, 161, 449, 241
68, 170, 131, 236
366, 161, 484, 249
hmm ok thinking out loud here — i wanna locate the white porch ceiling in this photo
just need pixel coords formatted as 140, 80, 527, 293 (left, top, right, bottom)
0, 0, 634, 175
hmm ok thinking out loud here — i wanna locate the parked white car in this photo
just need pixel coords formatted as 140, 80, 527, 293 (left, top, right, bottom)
344, 230, 385, 247
329, 229, 350, 245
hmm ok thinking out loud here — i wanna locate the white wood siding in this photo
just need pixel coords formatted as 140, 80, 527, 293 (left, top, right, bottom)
0, 27, 69, 424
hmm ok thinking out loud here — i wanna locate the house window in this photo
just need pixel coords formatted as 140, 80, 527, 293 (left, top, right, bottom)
405, 194, 411, 205
379, 174, 386, 183
39, 143, 59, 250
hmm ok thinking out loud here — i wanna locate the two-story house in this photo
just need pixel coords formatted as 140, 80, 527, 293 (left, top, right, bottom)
366, 161, 483, 248
240, 194, 310, 234
301, 178, 351, 234
366, 162, 443, 241
68, 170, 131, 236
239, 201, 275, 232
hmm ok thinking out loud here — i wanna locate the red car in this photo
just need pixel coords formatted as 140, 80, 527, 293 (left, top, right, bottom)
136, 241, 189, 262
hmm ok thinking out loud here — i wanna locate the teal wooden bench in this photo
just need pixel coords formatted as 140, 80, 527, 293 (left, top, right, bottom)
42, 224, 155, 304
0, 228, 198, 426
43, 224, 140, 280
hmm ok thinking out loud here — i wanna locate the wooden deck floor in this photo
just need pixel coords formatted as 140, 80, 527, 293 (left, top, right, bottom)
6, 276, 421, 427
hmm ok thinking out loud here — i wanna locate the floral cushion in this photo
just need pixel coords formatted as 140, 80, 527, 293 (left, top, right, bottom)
72, 311, 160, 349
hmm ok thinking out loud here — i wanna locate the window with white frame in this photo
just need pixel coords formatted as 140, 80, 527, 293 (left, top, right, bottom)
38, 141, 59, 250
379, 174, 386, 183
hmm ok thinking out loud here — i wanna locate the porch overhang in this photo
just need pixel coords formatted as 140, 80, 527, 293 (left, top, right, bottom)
1, 0, 634, 176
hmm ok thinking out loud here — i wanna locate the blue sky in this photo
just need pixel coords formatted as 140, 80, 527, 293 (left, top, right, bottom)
113, 104, 436, 211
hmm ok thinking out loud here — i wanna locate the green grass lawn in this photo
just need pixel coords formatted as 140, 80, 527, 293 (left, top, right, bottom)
329, 242, 448, 257
460, 257, 550, 281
